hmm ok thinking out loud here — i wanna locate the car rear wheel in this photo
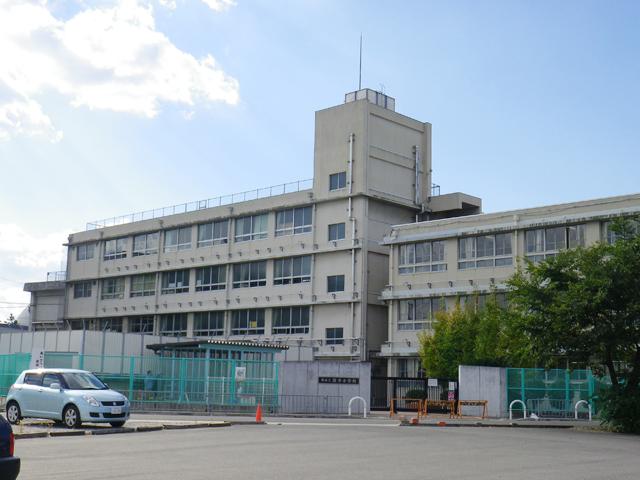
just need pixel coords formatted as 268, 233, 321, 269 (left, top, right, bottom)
6, 402, 21, 424
63, 405, 82, 429
110, 421, 125, 428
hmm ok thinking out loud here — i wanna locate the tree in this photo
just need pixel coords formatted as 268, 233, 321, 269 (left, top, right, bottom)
418, 294, 533, 378
508, 218, 640, 432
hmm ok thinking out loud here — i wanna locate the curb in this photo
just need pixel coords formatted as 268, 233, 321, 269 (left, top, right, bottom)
14, 421, 233, 440
400, 422, 575, 429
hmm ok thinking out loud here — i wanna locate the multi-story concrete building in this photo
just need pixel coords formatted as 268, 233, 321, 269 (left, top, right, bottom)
52, 89, 478, 365
380, 193, 640, 377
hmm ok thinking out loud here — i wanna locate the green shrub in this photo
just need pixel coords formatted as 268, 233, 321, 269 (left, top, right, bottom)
599, 386, 640, 433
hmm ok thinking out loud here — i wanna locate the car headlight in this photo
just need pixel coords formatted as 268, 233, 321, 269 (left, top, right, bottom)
82, 395, 100, 407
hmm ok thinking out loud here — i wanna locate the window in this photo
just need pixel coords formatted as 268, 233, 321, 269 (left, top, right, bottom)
328, 223, 346, 241
195, 266, 226, 291
329, 172, 347, 191
231, 309, 265, 335
232, 261, 267, 288
326, 327, 344, 345
76, 243, 94, 261
164, 227, 192, 252
272, 306, 310, 334
274, 256, 311, 285
128, 316, 154, 334
103, 238, 127, 260
525, 225, 585, 263
275, 206, 312, 236
193, 311, 225, 336
399, 298, 443, 331
73, 282, 92, 299
235, 214, 268, 242
98, 318, 122, 332
23, 373, 43, 386
458, 233, 513, 269
101, 277, 125, 300
42, 373, 61, 388
130, 274, 156, 297
159, 313, 187, 336
197, 220, 229, 247
161, 270, 190, 294
603, 219, 639, 244
327, 275, 345, 293
458, 293, 508, 311
133, 232, 159, 256
399, 241, 447, 274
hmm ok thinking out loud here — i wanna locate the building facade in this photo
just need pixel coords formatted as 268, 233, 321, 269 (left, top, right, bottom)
380, 193, 640, 377
54, 89, 478, 365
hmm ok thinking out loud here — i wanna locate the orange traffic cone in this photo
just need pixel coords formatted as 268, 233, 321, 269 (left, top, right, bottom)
255, 403, 263, 423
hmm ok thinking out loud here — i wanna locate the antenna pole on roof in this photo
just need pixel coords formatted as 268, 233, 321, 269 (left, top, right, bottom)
358, 34, 363, 90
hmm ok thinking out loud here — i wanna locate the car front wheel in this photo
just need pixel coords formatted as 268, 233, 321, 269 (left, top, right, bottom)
6, 402, 21, 424
63, 405, 82, 429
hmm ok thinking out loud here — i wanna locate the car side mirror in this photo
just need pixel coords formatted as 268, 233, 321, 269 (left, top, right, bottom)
50, 382, 62, 391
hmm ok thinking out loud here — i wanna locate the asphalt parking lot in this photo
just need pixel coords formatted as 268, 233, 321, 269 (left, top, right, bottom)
14, 419, 640, 480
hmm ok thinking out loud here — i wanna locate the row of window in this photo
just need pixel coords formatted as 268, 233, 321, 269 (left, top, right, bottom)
77, 210, 348, 262
398, 224, 589, 273
67, 308, 345, 342
398, 293, 508, 331
73, 258, 346, 299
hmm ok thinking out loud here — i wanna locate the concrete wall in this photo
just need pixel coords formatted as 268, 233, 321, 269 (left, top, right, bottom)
458, 365, 506, 418
0, 330, 180, 358
279, 361, 371, 414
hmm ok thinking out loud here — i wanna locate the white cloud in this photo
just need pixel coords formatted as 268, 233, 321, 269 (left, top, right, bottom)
201, 0, 237, 12
0, 98, 63, 143
0, 0, 239, 140
0, 224, 68, 269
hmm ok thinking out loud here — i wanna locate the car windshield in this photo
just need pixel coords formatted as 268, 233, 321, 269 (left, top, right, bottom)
60, 372, 107, 390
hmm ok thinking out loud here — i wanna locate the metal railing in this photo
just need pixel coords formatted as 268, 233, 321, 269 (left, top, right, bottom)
46, 271, 66, 282
86, 179, 314, 230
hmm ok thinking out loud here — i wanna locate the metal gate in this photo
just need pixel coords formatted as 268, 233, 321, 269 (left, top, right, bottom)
371, 376, 457, 410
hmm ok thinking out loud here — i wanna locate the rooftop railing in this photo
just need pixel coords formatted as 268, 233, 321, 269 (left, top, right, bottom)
46, 271, 66, 282
86, 179, 314, 231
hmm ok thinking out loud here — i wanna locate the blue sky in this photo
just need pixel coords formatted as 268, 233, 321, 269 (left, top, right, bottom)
1, 0, 639, 316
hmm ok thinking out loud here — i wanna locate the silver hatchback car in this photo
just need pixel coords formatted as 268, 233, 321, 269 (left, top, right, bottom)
5, 369, 130, 428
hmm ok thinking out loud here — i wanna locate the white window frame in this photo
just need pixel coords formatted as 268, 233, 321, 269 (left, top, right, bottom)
161, 270, 190, 294
399, 298, 443, 331
275, 206, 312, 237
525, 225, 585, 263
73, 282, 92, 298
133, 232, 159, 256
193, 311, 225, 336
274, 256, 311, 285
327, 274, 345, 293
329, 172, 347, 191
398, 241, 447, 274
164, 227, 192, 252
232, 261, 267, 288
458, 233, 513, 270
234, 214, 268, 242
325, 327, 344, 345
101, 277, 125, 300
195, 266, 226, 291
231, 309, 265, 335
328, 223, 346, 241
76, 243, 94, 261
103, 238, 127, 260
272, 306, 310, 334
128, 316, 154, 334
197, 220, 229, 247
159, 314, 187, 336
130, 274, 156, 297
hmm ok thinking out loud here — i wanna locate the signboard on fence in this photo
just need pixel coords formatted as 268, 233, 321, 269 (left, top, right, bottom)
427, 378, 438, 387
318, 377, 359, 385
235, 367, 246, 381
29, 349, 44, 369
